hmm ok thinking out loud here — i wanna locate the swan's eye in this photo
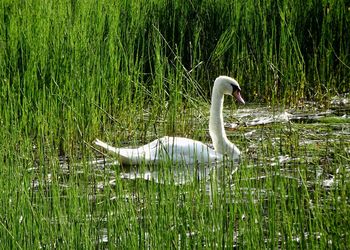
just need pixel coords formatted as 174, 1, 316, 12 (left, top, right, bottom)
230, 84, 240, 95
231, 84, 245, 104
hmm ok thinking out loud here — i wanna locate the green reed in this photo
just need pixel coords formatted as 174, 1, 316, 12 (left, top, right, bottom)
0, 0, 349, 248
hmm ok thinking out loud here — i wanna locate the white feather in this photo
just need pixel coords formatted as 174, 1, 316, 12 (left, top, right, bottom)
94, 76, 244, 165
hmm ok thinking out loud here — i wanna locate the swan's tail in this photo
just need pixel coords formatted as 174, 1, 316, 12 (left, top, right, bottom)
94, 139, 119, 153
94, 139, 140, 165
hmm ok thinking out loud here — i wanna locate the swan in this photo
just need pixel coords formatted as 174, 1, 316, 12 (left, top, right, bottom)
94, 76, 245, 165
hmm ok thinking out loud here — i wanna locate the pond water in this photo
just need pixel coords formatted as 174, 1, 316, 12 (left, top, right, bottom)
92, 99, 348, 247
81, 98, 349, 187
31, 96, 350, 247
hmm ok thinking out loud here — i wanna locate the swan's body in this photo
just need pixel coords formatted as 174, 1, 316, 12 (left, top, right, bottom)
95, 136, 221, 165
95, 76, 244, 165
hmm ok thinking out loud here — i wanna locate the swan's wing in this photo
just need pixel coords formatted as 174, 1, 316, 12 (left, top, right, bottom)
94, 137, 223, 165
158, 136, 222, 164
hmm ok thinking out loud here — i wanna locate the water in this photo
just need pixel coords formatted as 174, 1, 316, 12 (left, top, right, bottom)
54, 98, 349, 190
89, 101, 348, 178
30, 98, 350, 247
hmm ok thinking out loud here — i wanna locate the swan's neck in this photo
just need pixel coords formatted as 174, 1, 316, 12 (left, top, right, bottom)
209, 83, 240, 158
209, 89, 228, 153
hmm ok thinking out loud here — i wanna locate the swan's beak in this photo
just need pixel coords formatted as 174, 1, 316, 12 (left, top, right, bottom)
233, 90, 245, 104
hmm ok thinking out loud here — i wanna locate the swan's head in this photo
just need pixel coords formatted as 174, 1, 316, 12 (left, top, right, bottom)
215, 76, 245, 104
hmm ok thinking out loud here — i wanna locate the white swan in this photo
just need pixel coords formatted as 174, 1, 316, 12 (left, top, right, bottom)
94, 76, 245, 165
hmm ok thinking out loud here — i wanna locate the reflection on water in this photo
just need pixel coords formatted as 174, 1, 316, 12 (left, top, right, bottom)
31, 101, 346, 248
23, 99, 348, 197
96, 98, 349, 183
52, 101, 350, 189
83, 157, 232, 185
28, 100, 350, 246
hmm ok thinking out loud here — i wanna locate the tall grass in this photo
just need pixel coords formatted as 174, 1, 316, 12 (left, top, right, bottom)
0, 0, 349, 248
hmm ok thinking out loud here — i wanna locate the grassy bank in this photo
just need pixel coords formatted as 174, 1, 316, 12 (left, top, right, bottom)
0, 0, 349, 248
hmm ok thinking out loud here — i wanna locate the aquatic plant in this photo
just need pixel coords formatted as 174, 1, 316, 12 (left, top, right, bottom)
0, 0, 349, 248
